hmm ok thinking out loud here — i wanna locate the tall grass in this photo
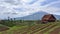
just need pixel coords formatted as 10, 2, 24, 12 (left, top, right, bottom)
0, 19, 60, 27
0, 19, 41, 27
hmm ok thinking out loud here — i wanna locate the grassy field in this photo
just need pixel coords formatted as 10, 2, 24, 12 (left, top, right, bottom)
0, 20, 60, 34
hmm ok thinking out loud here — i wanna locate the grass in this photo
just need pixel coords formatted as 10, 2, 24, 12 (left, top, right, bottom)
0, 26, 28, 34
44, 23, 60, 34
0, 20, 60, 34
34, 22, 58, 34
44, 26, 59, 34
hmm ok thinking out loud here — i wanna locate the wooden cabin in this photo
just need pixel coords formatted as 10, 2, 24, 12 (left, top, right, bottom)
41, 14, 56, 23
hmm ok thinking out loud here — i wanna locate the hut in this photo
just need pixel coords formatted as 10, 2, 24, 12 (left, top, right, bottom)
41, 14, 56, 23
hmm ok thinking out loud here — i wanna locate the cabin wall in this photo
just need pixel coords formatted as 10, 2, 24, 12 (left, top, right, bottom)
41, 14, 56, 23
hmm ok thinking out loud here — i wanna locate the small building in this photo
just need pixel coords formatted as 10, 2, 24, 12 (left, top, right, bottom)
41, 14, 56, 23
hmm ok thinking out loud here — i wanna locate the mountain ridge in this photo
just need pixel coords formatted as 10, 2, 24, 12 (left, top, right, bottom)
16, 11, 60, 20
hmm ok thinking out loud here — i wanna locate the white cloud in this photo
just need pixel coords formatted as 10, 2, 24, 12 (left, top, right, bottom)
0, 0, 60, 19
42, 7, 60, 15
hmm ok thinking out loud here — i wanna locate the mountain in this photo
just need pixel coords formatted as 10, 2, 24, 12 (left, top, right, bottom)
54, 15, 60, 20
16, 11, 48, 20
16, 11, 60, 20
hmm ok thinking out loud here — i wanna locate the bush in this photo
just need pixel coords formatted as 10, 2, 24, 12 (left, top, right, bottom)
0, 20, 43, 27
0, 20, 16, 27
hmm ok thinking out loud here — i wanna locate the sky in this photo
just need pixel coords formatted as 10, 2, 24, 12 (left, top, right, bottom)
0, 0, 60, 19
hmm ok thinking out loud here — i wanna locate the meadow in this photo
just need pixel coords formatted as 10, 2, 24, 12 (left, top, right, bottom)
0, 20, 60, 34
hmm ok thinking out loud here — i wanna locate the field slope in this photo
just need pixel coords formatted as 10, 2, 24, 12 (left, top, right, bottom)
0, 21, 60, 34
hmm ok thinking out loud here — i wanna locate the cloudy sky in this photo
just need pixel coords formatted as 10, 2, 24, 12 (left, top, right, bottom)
0, 0, 60, 19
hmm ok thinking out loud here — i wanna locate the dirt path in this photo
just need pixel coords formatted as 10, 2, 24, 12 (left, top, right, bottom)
39, 26, 55, 34
0, 26, 9, 31
30, 24, 51, 34
50, 27, 60, 34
